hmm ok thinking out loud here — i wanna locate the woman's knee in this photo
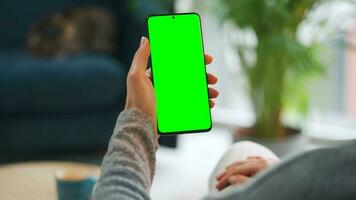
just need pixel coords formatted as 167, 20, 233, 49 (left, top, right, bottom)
230, 140, 264, 149
224, 140, 279, 161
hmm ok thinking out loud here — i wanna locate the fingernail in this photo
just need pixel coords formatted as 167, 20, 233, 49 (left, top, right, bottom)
140, 36, 146, 46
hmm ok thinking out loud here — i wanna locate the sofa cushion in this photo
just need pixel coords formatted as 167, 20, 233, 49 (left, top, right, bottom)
0, 49, 126, 114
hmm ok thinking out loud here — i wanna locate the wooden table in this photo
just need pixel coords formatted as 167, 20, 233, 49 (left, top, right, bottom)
0, 161, 100, 200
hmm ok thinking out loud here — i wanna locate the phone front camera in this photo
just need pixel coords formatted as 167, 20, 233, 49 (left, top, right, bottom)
172, 16, 175, 19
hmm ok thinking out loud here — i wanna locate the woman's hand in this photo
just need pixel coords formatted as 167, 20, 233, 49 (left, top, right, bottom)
125, 36, 219, 133
215, 156, 279, 191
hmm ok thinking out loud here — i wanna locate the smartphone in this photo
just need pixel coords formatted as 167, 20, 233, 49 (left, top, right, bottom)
147, 13, 211, 135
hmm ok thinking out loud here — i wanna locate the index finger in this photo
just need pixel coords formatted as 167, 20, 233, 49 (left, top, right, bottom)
225, 160, 245, 170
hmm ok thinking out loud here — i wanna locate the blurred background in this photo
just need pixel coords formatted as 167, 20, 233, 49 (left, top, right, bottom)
0, 0, 355, 199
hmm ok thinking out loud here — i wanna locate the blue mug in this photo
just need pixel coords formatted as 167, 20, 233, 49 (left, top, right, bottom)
55, 170, 97, 200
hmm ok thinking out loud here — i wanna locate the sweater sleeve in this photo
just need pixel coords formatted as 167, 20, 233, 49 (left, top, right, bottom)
93, 109, 159, 200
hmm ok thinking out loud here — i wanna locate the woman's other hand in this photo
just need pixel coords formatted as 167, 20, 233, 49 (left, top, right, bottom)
215, 156, 279, 191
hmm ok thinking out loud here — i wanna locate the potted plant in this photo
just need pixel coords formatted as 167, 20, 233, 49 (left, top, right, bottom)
219, 0, 343, 138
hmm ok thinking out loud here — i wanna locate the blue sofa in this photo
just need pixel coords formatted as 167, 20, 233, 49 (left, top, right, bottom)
0, 0, 176, 163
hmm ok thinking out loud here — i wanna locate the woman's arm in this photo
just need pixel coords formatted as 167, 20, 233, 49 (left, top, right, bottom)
94, 37, 158, 200
93, 109, 158, 200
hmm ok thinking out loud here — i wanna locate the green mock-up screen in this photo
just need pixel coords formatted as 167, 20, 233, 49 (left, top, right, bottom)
147, 13, 211, 134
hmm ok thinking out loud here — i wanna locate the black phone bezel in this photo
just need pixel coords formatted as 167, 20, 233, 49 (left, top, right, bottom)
146, 12, 212, 136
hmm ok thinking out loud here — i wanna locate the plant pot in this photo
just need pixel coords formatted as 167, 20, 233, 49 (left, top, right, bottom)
233, 126, 306, 157
235, 126, 300, 139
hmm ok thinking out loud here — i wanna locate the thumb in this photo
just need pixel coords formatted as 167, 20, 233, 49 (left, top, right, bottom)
130, 36, 150, 73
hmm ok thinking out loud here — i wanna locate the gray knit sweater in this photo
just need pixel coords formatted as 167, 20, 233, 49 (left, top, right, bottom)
94, 110, 356, 200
